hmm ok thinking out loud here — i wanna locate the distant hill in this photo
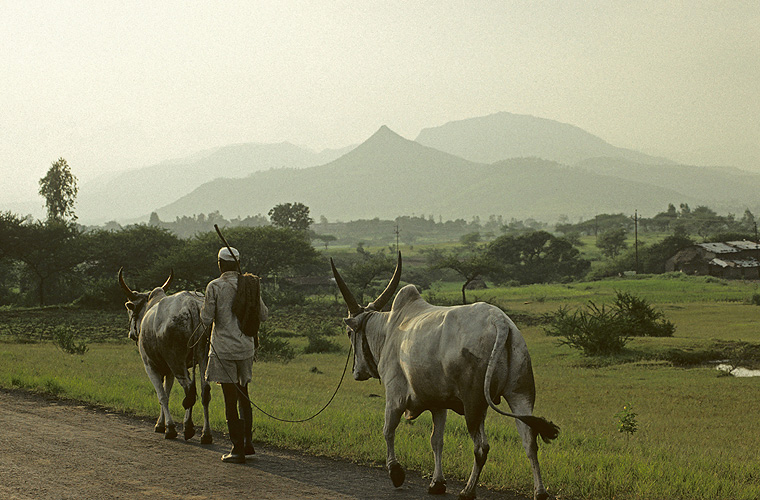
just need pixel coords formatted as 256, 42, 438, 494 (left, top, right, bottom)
155, 126, 711, 223
576, 157, 760, 213
415, 112, 674, 166
16, 111, 756, 226
75, 142, 353, 224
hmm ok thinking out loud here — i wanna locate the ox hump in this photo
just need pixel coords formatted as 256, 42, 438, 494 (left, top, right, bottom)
391, 284, 422, 311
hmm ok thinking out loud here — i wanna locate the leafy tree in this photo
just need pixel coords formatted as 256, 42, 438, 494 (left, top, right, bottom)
740, 209, 756, 234
79, 225, 183, 306
459, 232, 482, 248
338, 247, 396, 304
426, 246, 499, 304
39, 158, 78, 222
638, 233, 693, 273
487, 231, 590, 285
597, 228, 628, 258
1, 218, 83, 306
158, 226, 323, 291
312, 233, 337, 250
268, 202, 313, 232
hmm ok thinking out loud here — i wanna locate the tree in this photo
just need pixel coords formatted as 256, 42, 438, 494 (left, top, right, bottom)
427, 246, 499, 304
268, 202, 313, 232
597, 228, 628, 258
338, 248, 396, 304
312, 233, 337, 250
487, 231, 590, 285
1, 217, 83, 306
459, 232, 481, 248
39, 158, 78, 222
157, 226, 323, 291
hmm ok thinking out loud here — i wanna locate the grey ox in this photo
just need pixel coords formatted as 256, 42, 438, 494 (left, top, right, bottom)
119, 268, 213, 444
331, 253, 559, 500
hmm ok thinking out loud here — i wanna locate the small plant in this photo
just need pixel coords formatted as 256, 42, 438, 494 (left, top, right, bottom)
750, 293, 760, 306
615, 403, 638, 439
52, 326, 88, 355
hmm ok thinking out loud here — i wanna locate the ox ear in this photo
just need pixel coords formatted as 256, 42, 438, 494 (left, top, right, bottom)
118, 267, 137, 301
344, 316, 361, 333
367, 252, 402, 312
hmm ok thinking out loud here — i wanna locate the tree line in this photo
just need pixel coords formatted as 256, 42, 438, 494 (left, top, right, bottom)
3, 158, 750, 309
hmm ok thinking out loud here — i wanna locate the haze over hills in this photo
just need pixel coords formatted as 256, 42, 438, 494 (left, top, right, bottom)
155, 125, 714, 223
8, 111, 759, 225
415, 112, 674, 166
72, 142, 353, 224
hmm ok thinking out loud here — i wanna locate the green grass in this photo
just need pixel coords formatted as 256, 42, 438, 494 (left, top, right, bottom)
2, 275, 760, 500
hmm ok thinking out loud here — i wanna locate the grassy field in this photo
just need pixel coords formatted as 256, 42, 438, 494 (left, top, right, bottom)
1, 275, 760, 500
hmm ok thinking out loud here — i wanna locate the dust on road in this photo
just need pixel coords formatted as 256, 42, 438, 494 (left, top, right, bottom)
0, 388, 529, 500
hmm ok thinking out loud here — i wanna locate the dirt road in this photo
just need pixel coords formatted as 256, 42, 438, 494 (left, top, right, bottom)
0, 389, 529, 500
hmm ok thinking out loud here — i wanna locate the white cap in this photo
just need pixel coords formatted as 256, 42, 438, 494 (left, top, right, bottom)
218, 247, 240, 262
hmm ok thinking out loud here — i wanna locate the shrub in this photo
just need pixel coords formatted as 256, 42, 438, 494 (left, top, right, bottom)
546, 303, 630, 356
303, 321, 343, 354
52, 326, 88, 355
257, 323, 296, 363
304, 335, 342, 354
546, 292, 675, 356
613, 291, 675, 337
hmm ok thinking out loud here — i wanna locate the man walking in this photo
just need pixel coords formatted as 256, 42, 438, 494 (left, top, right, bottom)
201, 246, 268, 463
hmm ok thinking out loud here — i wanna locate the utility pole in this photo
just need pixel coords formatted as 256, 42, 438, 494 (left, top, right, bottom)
632, 210, 640, 274
394, 224, 400, 254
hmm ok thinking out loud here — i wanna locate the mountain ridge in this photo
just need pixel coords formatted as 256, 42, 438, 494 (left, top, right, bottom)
415, 111, 674, 166
154, 126, 723, 223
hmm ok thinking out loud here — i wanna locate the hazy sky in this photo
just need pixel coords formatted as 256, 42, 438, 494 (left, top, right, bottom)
2, 1, 758, 205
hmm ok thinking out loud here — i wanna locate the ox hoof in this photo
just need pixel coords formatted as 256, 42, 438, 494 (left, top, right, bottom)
458, 490, 476, 500
428, 480, 446, 495
200, 433, 213, 445
184, 425, 196, 441
389, 462, 405, 488
165, 425, 178, 440
154, 423, 165, 434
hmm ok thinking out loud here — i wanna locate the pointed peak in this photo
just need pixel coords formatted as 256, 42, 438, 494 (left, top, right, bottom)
353, 125, 411, 151
371, 125, 401, 139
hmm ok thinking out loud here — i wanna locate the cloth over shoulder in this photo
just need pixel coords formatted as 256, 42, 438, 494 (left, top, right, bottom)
232, 272, 261, 348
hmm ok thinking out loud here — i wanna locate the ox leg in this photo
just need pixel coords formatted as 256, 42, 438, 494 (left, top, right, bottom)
509, 396, 548, 500
383, 405, 406, 488
174, 370, 196, 441
199, 357, 213, 444
460, 407, 489, 500
428, 409, 447, 495
145, 368, 177, 439
162, 374, 179, 439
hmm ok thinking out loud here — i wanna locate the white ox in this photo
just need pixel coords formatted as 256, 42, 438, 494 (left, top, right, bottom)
331, 253, 559, 500
119, 268, 213, 444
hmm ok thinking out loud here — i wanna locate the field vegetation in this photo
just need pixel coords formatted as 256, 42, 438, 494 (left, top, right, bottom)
4, 183, 760, 498
1, 275, 759, 500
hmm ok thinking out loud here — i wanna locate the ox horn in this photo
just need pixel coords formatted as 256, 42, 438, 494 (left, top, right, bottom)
330, 258, 363, 317
161, 269, 174, 292
118, 267, 137, 300
367, 252, 402, 312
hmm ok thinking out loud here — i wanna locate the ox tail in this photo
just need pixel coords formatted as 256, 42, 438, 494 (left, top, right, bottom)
483, 315, 560, 444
